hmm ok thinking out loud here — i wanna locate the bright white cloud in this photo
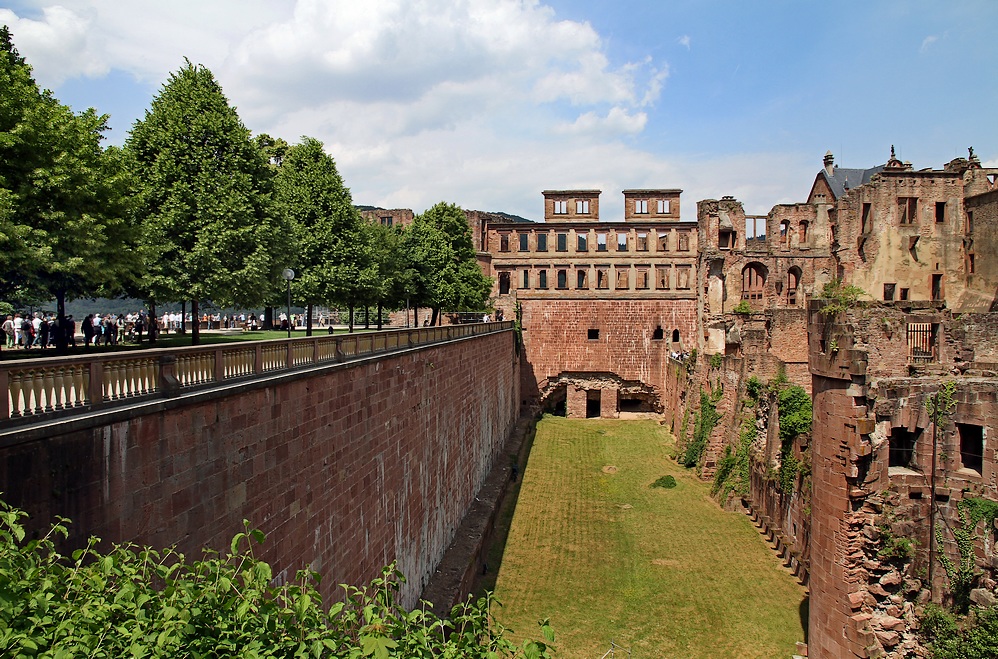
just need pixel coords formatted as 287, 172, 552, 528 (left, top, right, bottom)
920, 35, 938, 53
555, 107, 647, 136
677, 35, 691, 50
0, 5, 107, 85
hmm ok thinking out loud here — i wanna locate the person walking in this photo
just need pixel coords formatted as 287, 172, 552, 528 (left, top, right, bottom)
2, 315, 14, 349
82, 314, 94, 346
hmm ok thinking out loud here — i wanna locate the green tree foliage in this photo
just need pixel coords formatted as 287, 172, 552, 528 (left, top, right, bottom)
921, 603, 998, 659
0, 498, 554, 658
274, 136, 368, 331
777, 385, 812, 445
681, 387, 722, 468
818, 278, 866, 316
403, 203, 491, 324
0, 27, 139, 341
126, 61, 287, 344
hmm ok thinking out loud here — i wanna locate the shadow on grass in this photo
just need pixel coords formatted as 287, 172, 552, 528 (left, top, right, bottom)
472, 417, 540, 597
800, 594, 809, 643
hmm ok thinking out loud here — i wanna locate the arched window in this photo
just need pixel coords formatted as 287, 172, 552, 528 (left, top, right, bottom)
741, 263, 766, 301
671, 329, 680, 343
787, 267, 802, 305
652, 326, 664, 340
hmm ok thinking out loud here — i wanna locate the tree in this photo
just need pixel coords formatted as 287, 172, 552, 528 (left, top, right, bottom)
403, 203, 491, 325
0, 26, 139, 349
274, 137, 362, 335
126, 61, 287, 345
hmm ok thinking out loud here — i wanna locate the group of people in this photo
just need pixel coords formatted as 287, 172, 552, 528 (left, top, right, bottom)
81, 313, 147, 346
2, 312, 76, 350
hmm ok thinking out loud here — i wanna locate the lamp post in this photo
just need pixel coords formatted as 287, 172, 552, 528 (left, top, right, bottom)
282, 268, 295, 339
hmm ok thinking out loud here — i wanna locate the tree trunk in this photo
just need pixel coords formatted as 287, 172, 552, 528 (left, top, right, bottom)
306, 304, 313, 337
191, 299, 200, 346
349, 305, 354, 333
364, 306, 370, 329
263, 306, 274, 330
377, 302, 383, 330
430, 307, 439, 326
54, 289, 69, 354
148, 301, 158, 343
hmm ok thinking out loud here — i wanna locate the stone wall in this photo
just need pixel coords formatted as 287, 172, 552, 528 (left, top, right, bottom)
0, 331, 520, 609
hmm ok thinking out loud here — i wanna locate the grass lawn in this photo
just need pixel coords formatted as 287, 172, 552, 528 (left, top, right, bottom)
491, 416, 806, 659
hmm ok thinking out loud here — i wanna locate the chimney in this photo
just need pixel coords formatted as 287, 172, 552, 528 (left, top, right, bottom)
823, 151, 835, 177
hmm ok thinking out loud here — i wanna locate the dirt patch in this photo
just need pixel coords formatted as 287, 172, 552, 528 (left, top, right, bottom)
651, 558, 681, 567
601, 465, 618, 474
616, 503, 633, 510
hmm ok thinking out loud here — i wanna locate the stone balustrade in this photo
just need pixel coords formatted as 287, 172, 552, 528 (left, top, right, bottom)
1, 322, 512, 424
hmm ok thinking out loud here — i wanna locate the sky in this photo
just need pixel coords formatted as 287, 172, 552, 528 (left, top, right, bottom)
2, 0, 996, 221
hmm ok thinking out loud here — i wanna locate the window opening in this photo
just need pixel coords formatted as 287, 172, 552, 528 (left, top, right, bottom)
677, 266, 691, 289
861, 203, 872, 234
967, 210, 974, 233
499, 233, 510, 252
380, 216, 393, 227
957, 423, 984, 473
587, 328, 600, 340
678, 232, 690, 251
935, 202, 945, 223
586, 390, 601, 418
719, 230, 732, 250
652, 326, 664, 340
746, 217, 766, 243
556, 233, 567, 252
884, 283, 896, 301
657, 199, 670, 214
889, 427, 919, 469
538, 270, 548, 289
635, 199, 648, 214
518, 233, 529, 251
577, 269, 588, 289
616, 268, 629, 290
658, 231, 669, 251
672, 329, 680, 343
556, 269, 567, 289
617, 233, 628, 251
787, 268, 800, 305
537, 233, 548, 251
498, 272, 511, 295
596, 233, 607, 252
741, 263, 766, 300
931, 273, 943, 301
637, 232, 648, 251
907, 322, 937, 362
636, 268, 649, 289
780, 220, 789, 243
577, 233, 588, 252
553, 200, 568, 214
900, 288, 910, 301
898, 197, 918, 225
522, 269, 530, 289
596, 268, 609, 290
576, 199, 590, 214
799, 221, 808, 243
908, 236, 920, 262
969, 253, 976, 274
656, 266, 670, 290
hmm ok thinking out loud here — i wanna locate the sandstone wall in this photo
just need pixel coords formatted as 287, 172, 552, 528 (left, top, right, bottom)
0, 331, 520, 609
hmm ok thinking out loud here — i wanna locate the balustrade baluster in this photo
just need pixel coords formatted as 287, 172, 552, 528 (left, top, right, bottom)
42, 368, 56, 412
9, 371, 24, 417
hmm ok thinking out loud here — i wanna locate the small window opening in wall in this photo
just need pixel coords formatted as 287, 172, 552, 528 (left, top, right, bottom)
931, 273, 943, 301
657, 199, 670, 214
861, 203, 872, 233
587, 328, 600, 340
596, 233, 607, 251
780, 220, 789, 243
678, 232, 690, 251
907, 322, 937, 362
498, 271, 511, 295
968, 253, 976, 274
576, 199, 590, 214
522, 269, 530, 289
617, 233, 628, 251
900, 287, 910, 301
719, 230, 732, 250
556, 269, 567, 289
935, 202, 946, 223
898, 196, 918, 225
799, 220, 809, 243
958, 423, 984, 474
596, 269, 609, 289
967, 210, 974, 233
637, 232, 648, 251
636, 268, 649, 289
616, 268, 629, 290
553, 200, 568, 214
884, 283, 896, 301
577, 233, 588, 252
519, 233, 529, 251
635, 199, 648, 214
672, 329, 680, 343
908, 236, 919, 262
577, 269, 588, 289
537, 233, 548, 251
556, 233, 568, 252
499, 233, 510, 252
538, 270, 548, 289
889, 427, 920, 469
658, 231, 669, 251
652, 326, 664, 340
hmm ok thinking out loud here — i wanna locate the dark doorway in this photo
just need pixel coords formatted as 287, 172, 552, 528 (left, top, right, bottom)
889, 427, 920, 469
620, 397, 653, 413
545, 385, 567, 416
957, 423, 984, 473
586, 390, 601, 418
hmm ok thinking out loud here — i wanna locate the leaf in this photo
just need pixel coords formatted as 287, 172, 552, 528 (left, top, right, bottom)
360, 634, 397, 659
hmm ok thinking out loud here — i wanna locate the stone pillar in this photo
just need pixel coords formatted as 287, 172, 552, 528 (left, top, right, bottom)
600, 386, 619, 418
567, 385, 588, 418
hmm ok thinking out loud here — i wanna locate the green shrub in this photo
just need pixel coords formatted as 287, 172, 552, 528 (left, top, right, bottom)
651, 475, 678, 489
709, 353, 723, 369
0, 498, 555, 658
745, 376, 763, 402
681, 387, 722, 469
922, 603, 998, 659
818, 278, 866, 316
732, 300, 752, 314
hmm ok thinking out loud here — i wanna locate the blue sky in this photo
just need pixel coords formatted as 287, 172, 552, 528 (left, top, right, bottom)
2, 0, 995, 220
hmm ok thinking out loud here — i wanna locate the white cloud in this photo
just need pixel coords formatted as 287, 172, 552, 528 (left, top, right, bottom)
920, 34, 938, 53
0, 6, 107, 86
555, 107, 647, 136
983, 159, 998, 168
677, 34, 691, 50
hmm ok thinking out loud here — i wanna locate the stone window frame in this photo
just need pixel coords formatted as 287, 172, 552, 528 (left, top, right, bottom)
635, 199, 649, 214
616, 232, 628, 252
499, 233, 510, 252
518, 233, 529, 252
576, 199, 590, 214
553, 200, 568, 215
537, 233, 548, 252
635, 267, 650, 290
657, 199, 670, 214
898, 196, 918, 225
538, 269, 548, 289
556, 233, 568, 252
636, 232, 649, 251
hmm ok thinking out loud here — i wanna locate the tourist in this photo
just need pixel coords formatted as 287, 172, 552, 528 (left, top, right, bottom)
39, 315, 49, 348
2, 315, 14, 349
12, 313, 22, 347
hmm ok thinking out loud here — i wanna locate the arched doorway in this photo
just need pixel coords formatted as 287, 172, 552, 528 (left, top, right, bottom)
741, 263, 767, 302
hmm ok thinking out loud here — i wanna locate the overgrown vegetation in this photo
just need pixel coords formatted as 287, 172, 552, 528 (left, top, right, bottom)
921, 603, 998, 659
709, 353, 723, 369
681, 386, 722, 469
936, 497, 998, 613
817, 278, 867, 316
774, 385, 812, 495
0, 499, 554, 658
732, 300, 752, 315
712, 419, 754, 501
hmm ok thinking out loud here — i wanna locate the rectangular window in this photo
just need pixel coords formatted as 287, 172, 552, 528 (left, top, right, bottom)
576, 199, 590, 214
499, 233, 510, 252
898, 197, 918, 225
678, 232, 690, 252
719, 230, 732, 250
884, 283, 896, 301
615, 268, 629, 290
861, 203, 872, 233
518, 233, 529, 251
907, 322, 937, 362
636, 232, 648, 251
588, 328, 599, 340
635, 199, 648, 214
677, 266, 691, 289
935, 201, 946, 223
967, 210, 974, 233
538, 270, 548, 289
596, 233, 607, 252
576, 269, 588, 289
577, 233, 588, 252
957, 423, 984, 474
656, 266, 670, 290
931, 273, 943, 301
969, 253, 976, 274
556, 233, 567, 252
900, 287, 910, 301
553, 200, 568, 214
522, 269, 530, 289
537, 233, 548, 251
657, 199, 670, 214
617, 233, 628, 251
596, 268, 609, 289
889, 427, 919, 469
658, 231, 669, 251
636, 268, 649, 289
556, 269, 567, 289
380, 216, 393, 227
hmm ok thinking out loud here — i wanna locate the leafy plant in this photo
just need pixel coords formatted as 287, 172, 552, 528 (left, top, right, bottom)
937, 497, 998, 613
732, 300, 752, 314
0, 498, 554, 658
709, 353, 723, 369
745, 376, 763, 403
921, 603, 998, 659
681, 387, 722, 469
817, 278, 866, 316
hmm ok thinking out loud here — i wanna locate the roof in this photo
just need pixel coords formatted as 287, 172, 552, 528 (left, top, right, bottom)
821, 165, 884, 199
541, 189, 602, 196
621, 189, 683, 195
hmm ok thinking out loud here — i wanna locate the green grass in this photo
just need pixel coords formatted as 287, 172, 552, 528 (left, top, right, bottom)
492, 416, 806, 659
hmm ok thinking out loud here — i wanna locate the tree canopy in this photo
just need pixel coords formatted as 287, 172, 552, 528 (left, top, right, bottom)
126, 60, 288, 342
0, 26, 139, 338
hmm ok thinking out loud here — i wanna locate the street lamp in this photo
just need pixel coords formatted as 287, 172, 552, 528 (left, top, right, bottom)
282, 268, 295, 339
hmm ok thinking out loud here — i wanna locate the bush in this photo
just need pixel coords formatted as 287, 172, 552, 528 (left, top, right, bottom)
732, 300, 752, 314
681, 388, 722, 468
0, 498, 555, 658
745, 376, 763, 402
651, 475, 677, 489
922, 603, 998, 659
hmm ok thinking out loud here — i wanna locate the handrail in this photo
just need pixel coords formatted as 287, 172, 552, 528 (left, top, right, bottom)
1, 322, 513, 425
